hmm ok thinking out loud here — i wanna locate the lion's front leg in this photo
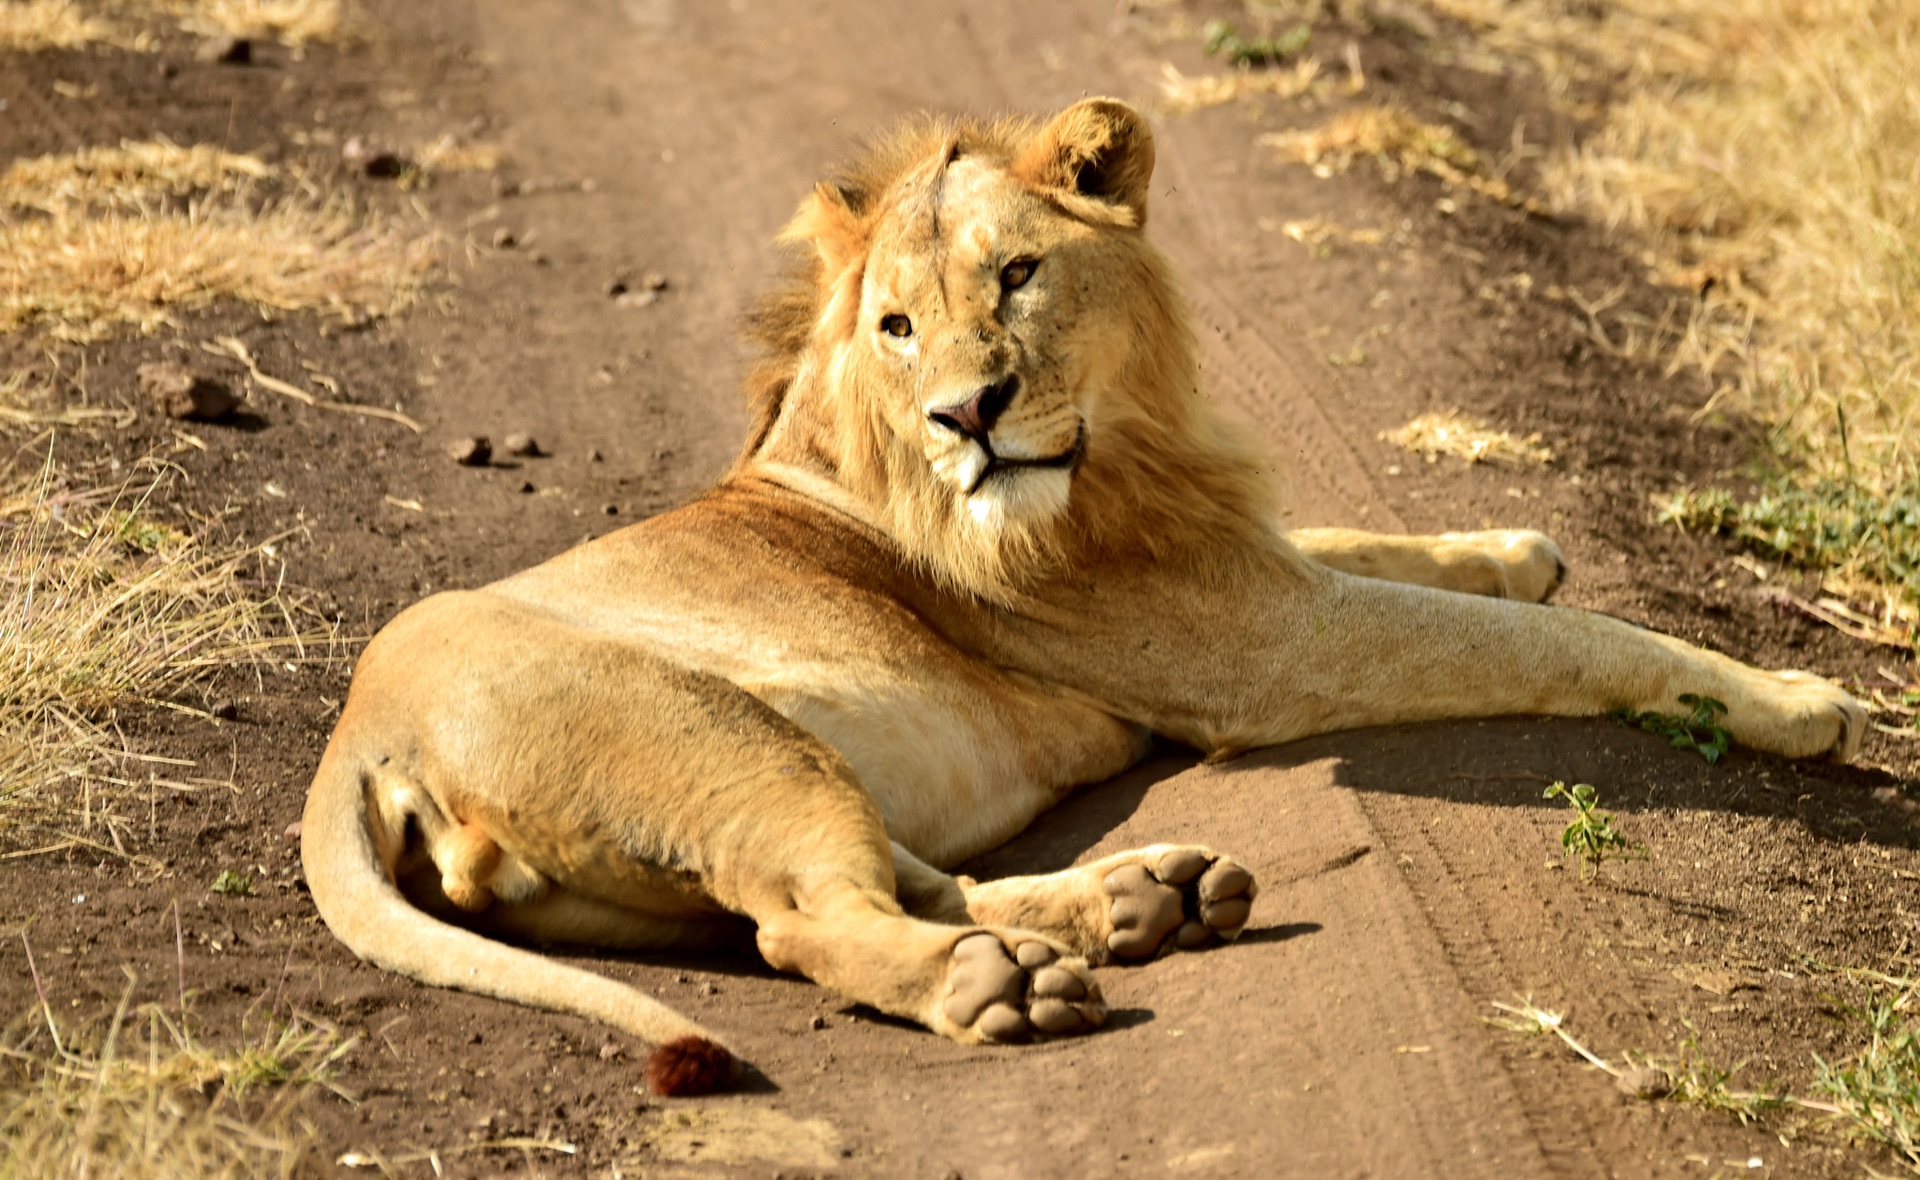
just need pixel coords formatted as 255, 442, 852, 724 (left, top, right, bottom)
1287, 527, 1565, 603
1197, 567, 1866, 762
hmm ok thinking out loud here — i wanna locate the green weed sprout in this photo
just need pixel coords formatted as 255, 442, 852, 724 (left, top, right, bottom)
1544, 782, 1646, 881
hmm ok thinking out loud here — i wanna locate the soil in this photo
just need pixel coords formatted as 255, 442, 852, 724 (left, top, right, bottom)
5, 2, 1919, 1177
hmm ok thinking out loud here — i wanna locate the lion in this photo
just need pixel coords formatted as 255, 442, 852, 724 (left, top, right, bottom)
302, 98, 1864, 1096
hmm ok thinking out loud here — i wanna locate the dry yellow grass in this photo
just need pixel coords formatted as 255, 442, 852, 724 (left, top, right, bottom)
0, 0, 344, 50
1158, 59, 1323, 113
1382, 410, 1554, 467
0, 452, 336, 859
158, 0, 344, 43
1416, 0, 1920, 494
0, 969, 352, 1178
1, 139, 273, 215
0, 140, 433, 341
0, 0, 115, 49
1261, 103, 1545, 214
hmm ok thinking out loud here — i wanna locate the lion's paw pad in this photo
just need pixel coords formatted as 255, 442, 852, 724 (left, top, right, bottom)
943, 933, 1105, 1042
1102, 849, 1257, 962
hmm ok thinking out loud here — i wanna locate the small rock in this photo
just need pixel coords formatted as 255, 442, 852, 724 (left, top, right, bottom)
602, 503, 620, 516
447, 436, 492, 466
615, 289, 659, 309
528, 251, 552, 267
518, 480, 535, 494
604, 276, 630, 298
491, 226, 518, 249
641, 271, 669, 292
587, 448, 604, 463
137, 361, 240, 421
808, 1014, 828, 1031
697, 981, 718, 997
1615, 1064, 1672, 1100
194, 35, 251, 64
503, 432, 541, 457
210, 700, 239, 721
282, 821, 303, 842
597, 1041, 624, 1060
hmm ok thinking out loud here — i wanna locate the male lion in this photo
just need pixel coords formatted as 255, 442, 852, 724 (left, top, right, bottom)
303, 98, 1863, 1095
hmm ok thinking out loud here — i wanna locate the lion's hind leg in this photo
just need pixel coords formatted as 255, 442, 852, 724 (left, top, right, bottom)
957, 846, 1257, 965
748, 877, 1108, 1043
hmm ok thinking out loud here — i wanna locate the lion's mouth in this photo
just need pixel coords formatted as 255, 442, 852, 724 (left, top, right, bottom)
966, 422, 1088, 495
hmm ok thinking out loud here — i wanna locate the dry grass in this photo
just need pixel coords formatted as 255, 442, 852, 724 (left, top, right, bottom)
0, 0, 345, 51
1159, 59, 1324, 113
0, 140, 432, 341
1, 139, 273, 215
0, 0, 116, 50
155, 0, 344, 44
0, 450, 337, 859
1261, 103, 1546, 213
1382, 409, 1554, 466
0, 957, 353, 1178
1414, 0, 1920, 510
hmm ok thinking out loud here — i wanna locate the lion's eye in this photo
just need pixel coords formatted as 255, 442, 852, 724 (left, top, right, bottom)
1001, 258, 1038, 291
881, 313, 914, 339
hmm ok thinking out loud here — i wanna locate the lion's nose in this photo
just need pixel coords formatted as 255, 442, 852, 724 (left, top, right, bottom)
929, 375, 1020, 446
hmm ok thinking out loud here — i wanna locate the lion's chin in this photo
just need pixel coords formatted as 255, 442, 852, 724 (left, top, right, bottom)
964, 466, 1073, 531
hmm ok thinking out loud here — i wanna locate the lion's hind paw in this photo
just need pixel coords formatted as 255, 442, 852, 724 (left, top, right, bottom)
1103, 847, 1256, 962
941, 932, 1106, 1043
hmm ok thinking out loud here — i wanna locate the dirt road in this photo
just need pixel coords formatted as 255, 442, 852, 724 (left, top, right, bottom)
6, 0, 1917, 1175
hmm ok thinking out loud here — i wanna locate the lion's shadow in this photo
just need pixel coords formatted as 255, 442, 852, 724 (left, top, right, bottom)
962, 714, 1917, 884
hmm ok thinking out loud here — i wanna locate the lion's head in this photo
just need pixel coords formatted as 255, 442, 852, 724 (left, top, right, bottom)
740, 99, 1275, 600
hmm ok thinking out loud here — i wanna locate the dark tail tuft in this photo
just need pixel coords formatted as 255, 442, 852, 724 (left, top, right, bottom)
646, 1035, 738, 1097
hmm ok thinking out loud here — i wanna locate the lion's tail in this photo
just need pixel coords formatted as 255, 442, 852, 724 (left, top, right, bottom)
300, 744, 737, 1096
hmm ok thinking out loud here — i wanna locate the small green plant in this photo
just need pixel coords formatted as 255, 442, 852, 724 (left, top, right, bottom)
210, 869, 254, 896
1664, 1033, 1790, 1123
1615, 693, 1732, 764
1813, 979, 1920, 1170
1487, 1000, 1793, 1122
1543, 782, 1646, 880
1203, 19, 1312, 66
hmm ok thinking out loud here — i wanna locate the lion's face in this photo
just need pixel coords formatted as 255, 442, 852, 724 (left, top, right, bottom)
754, 100, 1222, 594
854, 155, 1134, 530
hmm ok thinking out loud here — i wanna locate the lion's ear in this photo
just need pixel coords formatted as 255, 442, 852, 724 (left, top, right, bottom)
778, 180, 867, 276
1013, 98, 1155, 228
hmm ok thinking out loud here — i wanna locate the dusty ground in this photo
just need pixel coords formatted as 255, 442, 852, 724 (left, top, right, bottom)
5, 1, 1919, 1176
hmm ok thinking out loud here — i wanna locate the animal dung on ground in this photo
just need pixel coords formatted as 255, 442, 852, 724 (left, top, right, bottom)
195, 36, 251, 64
137, 361, 241, 421
342, 136, 409, 179
448, 436, 492, 466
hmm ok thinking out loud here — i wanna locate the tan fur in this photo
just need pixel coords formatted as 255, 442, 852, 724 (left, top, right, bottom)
302, 100, 1865, 1079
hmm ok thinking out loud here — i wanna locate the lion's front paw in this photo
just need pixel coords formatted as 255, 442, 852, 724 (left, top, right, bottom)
1101, 846, 1256, 962
1485, 529, 1565, 603
1753, 671, 1867, 763
936, 932, 1106, 1044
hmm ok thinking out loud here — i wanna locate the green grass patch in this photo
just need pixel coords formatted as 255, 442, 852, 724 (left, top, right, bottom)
1663, 478, 1920, 626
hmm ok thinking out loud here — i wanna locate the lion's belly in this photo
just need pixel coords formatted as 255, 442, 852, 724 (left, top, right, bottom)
489, 515, 1145, 867
741, 664, 1136, 868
